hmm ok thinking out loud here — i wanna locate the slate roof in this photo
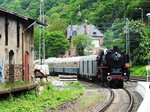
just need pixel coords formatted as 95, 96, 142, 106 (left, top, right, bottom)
67, 24, 104, 39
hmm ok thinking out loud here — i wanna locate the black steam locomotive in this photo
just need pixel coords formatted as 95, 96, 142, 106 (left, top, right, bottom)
97, 46, 130, 88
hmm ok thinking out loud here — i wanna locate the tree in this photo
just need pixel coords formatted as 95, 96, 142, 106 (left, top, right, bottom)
72, 34, 93, 56
34, 27, 40, 59
104, 19, 125, 49
45, 31, 70, 58
122, 20, 150, 65
47, 17, 67, 33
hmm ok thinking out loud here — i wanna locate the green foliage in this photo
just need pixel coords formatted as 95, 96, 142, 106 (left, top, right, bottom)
130, 66, 146, 77
45, 31, 70, 58
0, 80, 30, 91
0, 0, 149, 28
72, 34, 93, 56
47, 18, 67, 33
104, 18, 126, 49
34, 28, 70, 58
123, 20, 150, 65
0, 82, 83, 112
105, 19, 150, 66
34, 27, 40, 59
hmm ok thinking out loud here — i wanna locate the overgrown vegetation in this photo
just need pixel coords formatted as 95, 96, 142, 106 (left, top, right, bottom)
130, 66, 147, 77
0, 82, 83, 112
72, 34, 93, 56
0, 80, 34, 91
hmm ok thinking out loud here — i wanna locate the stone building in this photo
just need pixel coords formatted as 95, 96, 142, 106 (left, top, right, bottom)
66, 24, 104, 57
0, 8, 45, 83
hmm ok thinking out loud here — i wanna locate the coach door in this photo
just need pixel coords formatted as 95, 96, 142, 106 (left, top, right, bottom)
9, 50, 14, 82
24, 51, 29, 81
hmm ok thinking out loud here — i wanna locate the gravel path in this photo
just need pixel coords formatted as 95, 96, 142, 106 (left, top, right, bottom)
46, 77, 143, 112
48, 81, 110, 112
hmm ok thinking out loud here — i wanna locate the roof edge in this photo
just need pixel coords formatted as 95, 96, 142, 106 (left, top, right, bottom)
0, 8, 47, 26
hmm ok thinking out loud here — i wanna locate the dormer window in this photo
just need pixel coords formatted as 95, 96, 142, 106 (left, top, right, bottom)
93, 32, 96, 35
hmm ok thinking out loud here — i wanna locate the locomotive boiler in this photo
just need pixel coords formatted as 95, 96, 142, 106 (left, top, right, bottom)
97, 46, 130, 88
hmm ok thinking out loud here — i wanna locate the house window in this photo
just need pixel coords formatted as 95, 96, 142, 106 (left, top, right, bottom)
72, 31, 77, 37
17, 19, 20, 47
5, 15, 8, 46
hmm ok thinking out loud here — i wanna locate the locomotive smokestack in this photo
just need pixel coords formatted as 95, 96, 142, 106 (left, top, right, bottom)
113, 46, 118, 51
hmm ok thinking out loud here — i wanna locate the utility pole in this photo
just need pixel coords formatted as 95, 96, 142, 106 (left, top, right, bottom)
135, 7, 143, 24
146, 13, 150, 65
126, 18, 130, 66
39, 0, 45, 65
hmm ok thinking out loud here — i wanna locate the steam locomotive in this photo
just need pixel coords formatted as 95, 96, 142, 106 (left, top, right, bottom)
97, 46, 130, 88
35, 46, 129, 88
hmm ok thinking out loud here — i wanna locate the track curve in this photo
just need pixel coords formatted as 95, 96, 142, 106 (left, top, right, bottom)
100, 88, 134, 112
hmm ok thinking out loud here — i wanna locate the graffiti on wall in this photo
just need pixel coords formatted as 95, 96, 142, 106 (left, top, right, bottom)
0, 55, 5, 83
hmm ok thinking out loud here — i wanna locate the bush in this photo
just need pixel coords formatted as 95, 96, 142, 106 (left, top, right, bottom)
130, 66, 147, 77
0, 82, 83, 112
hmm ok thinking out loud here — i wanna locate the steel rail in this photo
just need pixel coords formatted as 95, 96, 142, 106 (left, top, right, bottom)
99, 88, 114, 112
124, 88, 134, 112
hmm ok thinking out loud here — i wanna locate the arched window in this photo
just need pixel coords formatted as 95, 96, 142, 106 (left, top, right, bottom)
9, 50, 15, 82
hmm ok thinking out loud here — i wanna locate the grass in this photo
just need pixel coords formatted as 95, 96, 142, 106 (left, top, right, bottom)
79, 92, 103, 110
0, 80, 34, 92
130, 66, 147, 77
0, 82, 83, 112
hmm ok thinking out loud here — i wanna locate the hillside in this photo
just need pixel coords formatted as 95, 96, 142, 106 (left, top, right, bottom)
0, 0, 150, 31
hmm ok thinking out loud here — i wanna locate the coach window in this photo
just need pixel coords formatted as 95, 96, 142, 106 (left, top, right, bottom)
82, 61, 84, 73
92, 61, 93, 74
87, 61, 89, 73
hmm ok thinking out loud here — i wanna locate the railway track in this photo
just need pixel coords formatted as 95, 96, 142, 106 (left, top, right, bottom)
130, 76, 150, 82
99, 88, 114, 112
99, 88, 134, 112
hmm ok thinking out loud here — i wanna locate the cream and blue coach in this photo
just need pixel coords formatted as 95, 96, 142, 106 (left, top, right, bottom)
45, 58, 56, 75
53, 58, 64, 75
46, 55, 98, 80
63, 57, 81, 75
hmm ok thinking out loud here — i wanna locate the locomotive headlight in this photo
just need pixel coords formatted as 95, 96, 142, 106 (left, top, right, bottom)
108, 73, 110, 75
124, 73, 126, 75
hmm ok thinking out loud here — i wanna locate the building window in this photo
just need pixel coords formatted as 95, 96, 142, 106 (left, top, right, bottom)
17, 19, 20, 47
5, 15, 8, 46
72, 31, 77, 37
